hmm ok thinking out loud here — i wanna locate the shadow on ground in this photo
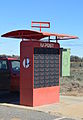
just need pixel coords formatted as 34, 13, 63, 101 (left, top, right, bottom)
0, 91, 20, 104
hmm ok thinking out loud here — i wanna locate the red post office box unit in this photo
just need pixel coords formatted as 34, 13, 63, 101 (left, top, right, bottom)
1, 21, 78, 106
20, 41, 60, 106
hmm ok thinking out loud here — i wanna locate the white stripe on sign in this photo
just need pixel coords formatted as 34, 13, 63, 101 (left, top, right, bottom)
53, 117, 66, 120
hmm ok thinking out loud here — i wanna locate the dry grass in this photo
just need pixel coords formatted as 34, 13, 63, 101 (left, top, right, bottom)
60, 62, 83, 96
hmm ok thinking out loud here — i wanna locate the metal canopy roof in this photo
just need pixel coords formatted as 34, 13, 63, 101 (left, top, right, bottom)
1, 29, 78, 41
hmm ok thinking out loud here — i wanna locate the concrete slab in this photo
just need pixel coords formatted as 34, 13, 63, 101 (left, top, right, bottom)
0, 96, 83, 120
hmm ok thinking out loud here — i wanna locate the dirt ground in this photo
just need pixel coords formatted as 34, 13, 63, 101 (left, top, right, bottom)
33, 96, 83, 120
1, 96, 83, 120
60, 62, 83, 96
51, 96, 83, 120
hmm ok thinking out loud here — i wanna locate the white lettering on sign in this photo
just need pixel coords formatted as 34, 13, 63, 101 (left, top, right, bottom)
40, 43, 54, 48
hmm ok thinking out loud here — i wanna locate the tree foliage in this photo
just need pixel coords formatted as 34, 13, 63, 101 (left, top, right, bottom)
71, 55, 83, 62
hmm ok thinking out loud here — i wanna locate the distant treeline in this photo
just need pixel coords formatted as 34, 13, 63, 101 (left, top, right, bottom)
0, 54, 20, 59
71, 56, 83, 62
0, 54, 83, 62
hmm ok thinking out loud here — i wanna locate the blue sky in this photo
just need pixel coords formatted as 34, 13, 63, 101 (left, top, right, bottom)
0, 0, 83, 57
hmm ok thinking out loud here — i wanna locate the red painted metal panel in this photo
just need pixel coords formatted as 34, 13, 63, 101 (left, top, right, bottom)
20, 43, 34, 106
33, 86, 60, 106
31, 21, 50, 28
20, 88, 33, 106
